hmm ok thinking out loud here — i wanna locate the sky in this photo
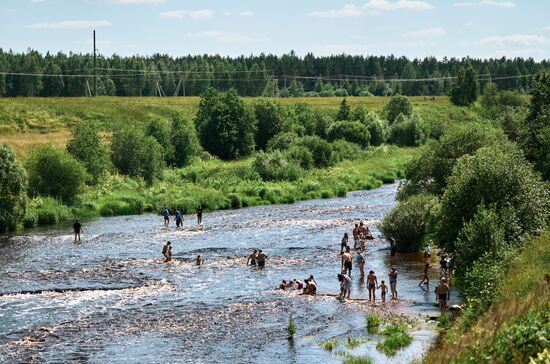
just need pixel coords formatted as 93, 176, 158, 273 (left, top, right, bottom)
1, 0, 549, 60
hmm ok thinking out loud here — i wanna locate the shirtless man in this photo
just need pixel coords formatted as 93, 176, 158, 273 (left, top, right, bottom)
162, 241, 172, 262
436, 277, 451, 314
341, 247, 353, 278
195, 255, 204, 266
303, 278, 317, 295
257, 250, 267, 268
367, 270, 378, 301
352, 224, 360, 250
419, 263, 431, 286
73, 219, 82, 242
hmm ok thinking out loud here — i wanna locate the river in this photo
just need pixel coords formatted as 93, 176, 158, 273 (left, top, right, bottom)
0, 183, 458, 363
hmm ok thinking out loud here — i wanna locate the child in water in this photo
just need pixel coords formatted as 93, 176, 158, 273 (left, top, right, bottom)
379, 280, 388, 302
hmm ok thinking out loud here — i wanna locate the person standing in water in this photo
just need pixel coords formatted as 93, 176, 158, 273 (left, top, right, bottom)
257, 250, 267, 268
379, 280, 388, 302
162, 241, 172, 262
196, 205, 203, 225
388, 266, 398, 300
338, 273, 352, 300
355, 250, 365, 277
195, 255, 204, 266
436, 277, 451, 314
367, 270, 378, 302
419, 263, 431, 286
73, 219, 82, 242
247, 249, 258, 266
352, 223, 359, 250
341, 233, 349, 253
389, 237, 397, 265
341, 246, 353, 278
174, 209, 183, 230
162, 207, 170, 227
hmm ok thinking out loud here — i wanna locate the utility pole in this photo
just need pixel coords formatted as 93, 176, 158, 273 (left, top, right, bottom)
93, 30, 97, 97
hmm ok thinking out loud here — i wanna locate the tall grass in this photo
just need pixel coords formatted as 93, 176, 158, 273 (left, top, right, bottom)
376, 324, 413, 356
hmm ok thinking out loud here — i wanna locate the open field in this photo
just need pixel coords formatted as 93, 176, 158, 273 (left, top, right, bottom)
0, 96, 462, 156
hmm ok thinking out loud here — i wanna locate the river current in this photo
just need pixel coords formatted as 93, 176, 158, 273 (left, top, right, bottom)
0, 183, 458, 363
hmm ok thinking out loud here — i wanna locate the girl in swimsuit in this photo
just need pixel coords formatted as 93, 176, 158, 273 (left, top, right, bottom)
367, 270, 378, 302
247, 249, 258, 266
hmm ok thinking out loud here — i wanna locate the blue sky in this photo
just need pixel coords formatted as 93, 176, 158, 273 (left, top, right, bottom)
1, 0, 549, 60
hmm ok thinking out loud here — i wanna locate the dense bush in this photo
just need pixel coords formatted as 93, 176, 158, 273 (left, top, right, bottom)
110, 128, 164, 185
253, 98, 286, 150
171, 113, 201, 167
25, 197, 72, 227
450, 65, 478, 106
66, 122, 110, 183
398, 124, 505, 198
145, 117, 175, 165
481, 83, 526, 109
436, 143, 549, 251
303, 110, 332, 138
328, 120, 370, 147
379, 193, 438, 252
267, 132, 299, 151
365, 114, 389, 146
382, 94, 413, 124
331, 139, 365, 162
283, 145, 314, 170
300, 135, 334, 168
388, 113, 427, 147
252, 150, 302, 181
195, 87, 256, 160
0, 143, 27, 232
336, 98, 352, 120
26, 144, 87, 204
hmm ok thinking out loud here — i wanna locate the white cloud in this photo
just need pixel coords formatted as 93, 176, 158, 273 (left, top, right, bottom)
239, 11, 254, 17
476, 34, 549, 46
310, 1, 432, 17
364, 0, 434, 11
186, 30, 265, 43
224, 11, 233, 16
110, 0, 165, 4
26, 20, 112, 29
453, 0, 515, 8
402, 27, 446, 38
465, 22, 474, 27
483, 48, 546, 59
543, 25, 550, 31
309, 4, 362, 17
160, 9, 213, 19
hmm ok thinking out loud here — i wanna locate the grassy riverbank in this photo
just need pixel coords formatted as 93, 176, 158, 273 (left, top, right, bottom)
22, 145, 413, 228
425, 233, 550, 363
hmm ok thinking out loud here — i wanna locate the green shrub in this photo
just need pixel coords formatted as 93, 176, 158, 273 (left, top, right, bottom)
283, 145, 314, 170
330, 140, 364, 162
380, 193, 438, 252
0, 143, 27, 232
328, 120, 370, 148
253, 151, 302, 181
287, 316, 297, 340
66, 121, 110, 183
227, 193, 242, 209
461, 253, 505, 316
26, 144, 87, 204
336, 98, 352, 120
382, 94, 413, 124
27, 197, 72, 225
342, 355, 373, 364
145, 116, 175, 165
319, 338, 338, 352
171, 113, 201, 167
366, 313, 383, 333
267, 132, 299, 151
344, 337, 370, 349
388, 113, 427, 147
300, 135, 334, 168
333, 184, 347, 197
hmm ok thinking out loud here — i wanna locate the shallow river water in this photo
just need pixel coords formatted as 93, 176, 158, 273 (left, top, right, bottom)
0, 183, 459, 364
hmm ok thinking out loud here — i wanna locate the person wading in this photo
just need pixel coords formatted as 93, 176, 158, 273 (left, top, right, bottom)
257, 250, 268, 268
73, 219, 82, 242
196, 205, 203, 225
162, 241, 172, 262
388, 266, 398, 300
162, 207, 170, 227
341, 246, 353, 278
355, 250, 365, 277
436, 277, 451, 314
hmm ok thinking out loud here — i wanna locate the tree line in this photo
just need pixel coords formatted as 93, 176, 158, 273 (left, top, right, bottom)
1, 49, 549, 97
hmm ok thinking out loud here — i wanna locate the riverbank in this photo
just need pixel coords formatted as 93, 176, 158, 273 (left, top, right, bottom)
22, 145, 414, 229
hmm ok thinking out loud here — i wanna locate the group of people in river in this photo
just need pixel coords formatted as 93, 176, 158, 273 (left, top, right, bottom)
161, 206, 203, 229
278, 275, 318, 295
161, 240, 204, 266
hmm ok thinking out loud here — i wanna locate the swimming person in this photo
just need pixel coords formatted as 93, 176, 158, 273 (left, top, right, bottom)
293, 278, 304, 289
73, 219, 82, 242
195, 255, 204, 266
355, 250, 365, 277
341, 233, 349, 253
257, 250, 267, 268
162, 241, 172, 262
174, 210, 183, 229
341, 246, 353, 278
367, 270, 378, 302
379, 280, 388, 302
419, 263, 431, 286
162, 207, 170, 227
436, 277, 451, 314
196, 205, 203, 225
279, 280, 288, 290
247, 249, 258, 266
303, 278, 317, 295
388, 266, 398, 300
308, 275, 318, 287
338, 273, 352, 300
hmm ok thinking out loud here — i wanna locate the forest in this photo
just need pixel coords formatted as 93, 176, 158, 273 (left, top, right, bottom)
1, 49, 550, 97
